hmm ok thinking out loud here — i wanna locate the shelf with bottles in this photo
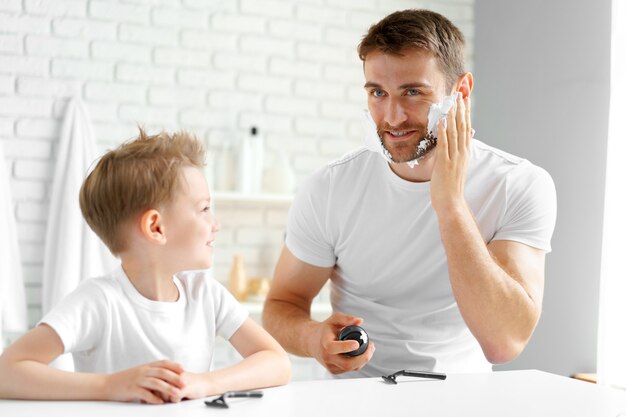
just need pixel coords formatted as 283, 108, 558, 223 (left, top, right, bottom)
239, 284, 332, 320
227, 254, 332, 321
208, 126, 297, 206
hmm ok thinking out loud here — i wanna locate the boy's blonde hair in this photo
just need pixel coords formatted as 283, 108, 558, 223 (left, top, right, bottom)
79, 128, 205, 255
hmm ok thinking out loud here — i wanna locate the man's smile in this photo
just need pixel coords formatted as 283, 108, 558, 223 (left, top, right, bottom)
385, 130, 417, 141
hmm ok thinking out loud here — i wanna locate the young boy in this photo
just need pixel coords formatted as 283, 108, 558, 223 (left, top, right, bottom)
0, 129, 291, 404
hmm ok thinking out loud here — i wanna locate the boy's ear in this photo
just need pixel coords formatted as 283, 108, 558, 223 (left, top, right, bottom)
140, 209, 167, 245
455, 72, 474, 98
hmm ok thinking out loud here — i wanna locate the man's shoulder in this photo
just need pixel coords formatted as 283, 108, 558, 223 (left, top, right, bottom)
472, 139, 547, 174
472, 139, 526, 166
471, 139, 553, 187
308, 147, 377, 184
298, 148, 381, 202
327, 147, 374, 170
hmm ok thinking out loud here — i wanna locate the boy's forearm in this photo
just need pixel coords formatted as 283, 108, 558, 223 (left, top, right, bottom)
262, 299, 320, 358
0, 359, 107, 401
202, 350, 291, 396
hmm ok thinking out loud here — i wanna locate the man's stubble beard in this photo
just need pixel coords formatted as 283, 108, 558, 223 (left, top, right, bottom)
377, 124, 437, 163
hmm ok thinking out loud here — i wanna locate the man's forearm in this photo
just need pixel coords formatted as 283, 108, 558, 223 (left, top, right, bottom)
262, 299, 320, 358
436, 202, 539, 363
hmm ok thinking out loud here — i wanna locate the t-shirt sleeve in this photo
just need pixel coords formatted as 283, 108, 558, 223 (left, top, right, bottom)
38, 280, 105, 354
211, 280, 249, 340
492, 163, 557, 252
285, 168, 336, 267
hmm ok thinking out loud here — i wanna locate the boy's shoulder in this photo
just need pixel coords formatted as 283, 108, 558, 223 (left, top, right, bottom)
66, 271, 123, 307
175, 270, 225, 299
174, 270, 243, 312
40, 271, 121, 326
75, 270, 120, 294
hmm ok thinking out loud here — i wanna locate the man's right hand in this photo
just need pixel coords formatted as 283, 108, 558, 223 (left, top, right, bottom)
103, 360, 186, 404
310, 313, 375, 374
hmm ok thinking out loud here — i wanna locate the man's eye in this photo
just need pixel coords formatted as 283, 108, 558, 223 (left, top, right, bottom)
202, 206, 211, 212
371, 89, 385, 97
406, 89, 419, 96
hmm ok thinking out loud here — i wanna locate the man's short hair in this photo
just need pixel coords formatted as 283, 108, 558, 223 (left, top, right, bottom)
79, 128, 205, 255
358, 9, 466, 90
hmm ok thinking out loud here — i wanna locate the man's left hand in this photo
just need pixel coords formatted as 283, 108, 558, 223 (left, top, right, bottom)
430, 94, 472, 214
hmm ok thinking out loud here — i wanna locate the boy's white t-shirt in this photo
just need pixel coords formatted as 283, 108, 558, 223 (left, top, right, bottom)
40, 267, 248, 374
286, 139, 557, 378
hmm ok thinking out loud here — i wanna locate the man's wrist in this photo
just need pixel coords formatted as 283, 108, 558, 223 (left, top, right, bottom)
434, 199, 470, 220
302, 320, 323, 360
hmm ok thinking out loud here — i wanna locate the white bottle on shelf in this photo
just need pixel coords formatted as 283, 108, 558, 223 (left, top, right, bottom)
263, 149, 296, 194
213, 141, 236, 192
249, 126, 264, 194
238, 126, 263, 195
238, 130, 253, 194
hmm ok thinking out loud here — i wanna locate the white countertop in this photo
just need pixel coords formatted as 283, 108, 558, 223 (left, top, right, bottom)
2, 370, 626, 417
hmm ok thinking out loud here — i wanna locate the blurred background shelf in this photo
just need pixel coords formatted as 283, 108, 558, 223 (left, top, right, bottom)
241, 300, 332, 319
213, 191, 294, 205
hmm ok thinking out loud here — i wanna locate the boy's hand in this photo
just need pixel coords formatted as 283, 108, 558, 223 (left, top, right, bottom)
310, 312, 375, 374
168, 371, 213, 402
104, 360, 186, 404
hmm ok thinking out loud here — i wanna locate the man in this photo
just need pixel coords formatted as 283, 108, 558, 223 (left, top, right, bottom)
263, 9, 557, 378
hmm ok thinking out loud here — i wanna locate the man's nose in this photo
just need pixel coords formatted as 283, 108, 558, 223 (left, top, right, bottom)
384, 98, 408, 127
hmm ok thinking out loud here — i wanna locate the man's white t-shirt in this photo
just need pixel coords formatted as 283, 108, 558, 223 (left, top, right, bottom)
286, 139, 557, 378
40, 267, 248, 374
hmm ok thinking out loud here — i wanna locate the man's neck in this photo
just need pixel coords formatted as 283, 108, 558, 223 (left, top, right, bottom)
388, 152, 436, 183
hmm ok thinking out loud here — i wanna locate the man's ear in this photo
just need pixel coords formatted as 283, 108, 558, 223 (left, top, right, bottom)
456, 72, 474, 98
139, 209, 167, 245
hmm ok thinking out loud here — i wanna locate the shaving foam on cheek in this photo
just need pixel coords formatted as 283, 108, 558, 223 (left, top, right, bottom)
404, 91, 461, 168
361, 92, 461, 166
361, 110, 393, 163
426, 91, 460, 140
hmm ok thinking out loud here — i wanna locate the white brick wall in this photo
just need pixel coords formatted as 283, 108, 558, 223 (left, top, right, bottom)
0, 0, 474, 328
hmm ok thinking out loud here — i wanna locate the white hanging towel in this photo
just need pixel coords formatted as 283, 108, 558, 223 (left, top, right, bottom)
41, 98, 118, 369
0, 142, 28, 353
